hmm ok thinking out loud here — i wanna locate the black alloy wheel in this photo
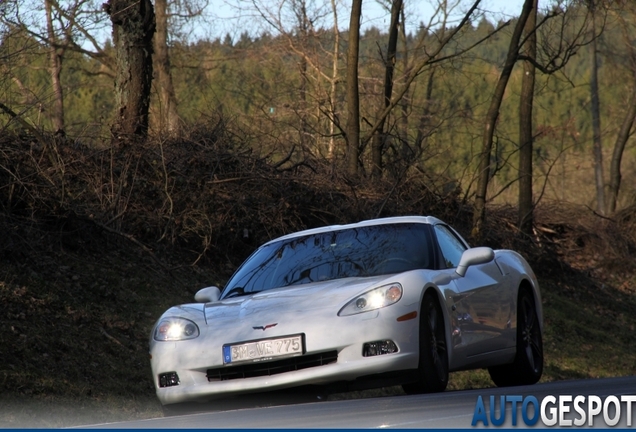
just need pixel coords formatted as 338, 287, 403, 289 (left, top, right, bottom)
403, 292, 449, 394
488, 288, 543, 387
519, 290, 543, 376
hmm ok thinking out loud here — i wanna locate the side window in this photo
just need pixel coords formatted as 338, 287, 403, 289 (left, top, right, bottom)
434, 225, 467, 268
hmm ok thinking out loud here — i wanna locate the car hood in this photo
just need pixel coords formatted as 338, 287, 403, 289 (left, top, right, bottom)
203, 275, 391, 325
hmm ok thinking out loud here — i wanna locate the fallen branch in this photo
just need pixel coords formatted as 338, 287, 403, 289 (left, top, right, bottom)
0, 101, 46, 143
536, 225, 558, 235
99, 326, 124, 347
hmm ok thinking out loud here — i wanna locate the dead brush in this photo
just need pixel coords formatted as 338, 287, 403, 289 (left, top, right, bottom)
0, 122, 462, 276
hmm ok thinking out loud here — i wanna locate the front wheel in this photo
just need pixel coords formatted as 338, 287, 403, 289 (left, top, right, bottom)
403, 292, 449, 394
488, 288, 543, 387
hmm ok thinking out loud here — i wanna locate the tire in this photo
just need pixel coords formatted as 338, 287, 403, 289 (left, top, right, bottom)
488, 288, 543, 387
403, 292, 449, 394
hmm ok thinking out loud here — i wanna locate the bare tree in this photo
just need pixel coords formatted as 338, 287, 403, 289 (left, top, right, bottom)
2, 0, 115, 70
345, 0, 362, 176
152, 0, 208, 134
153, 0, 180, 134
471, 0, 600, 238
588, 0, 605, 215
606, 81, 636, 214
327, 0, 341, 161
104, 0, 155, 142
3, 0, 203, 139
237, 0, 500, 178
0, 0, 118, 137
237, 0, 343, 159
370, 0, 402, 178
1, 0, 111, 131
472, 0, 534, 240
44, 0, 65, 132
359, 0, 488, 159
606, 2, 636, 214
0, 24, 47, 139
518, 0, 538, 236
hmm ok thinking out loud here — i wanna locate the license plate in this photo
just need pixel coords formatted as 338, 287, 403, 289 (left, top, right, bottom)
223, 334, 304, 364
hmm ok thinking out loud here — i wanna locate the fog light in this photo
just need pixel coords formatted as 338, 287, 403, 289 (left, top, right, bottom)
159, 372, 180, 387
362, 340, 398, 357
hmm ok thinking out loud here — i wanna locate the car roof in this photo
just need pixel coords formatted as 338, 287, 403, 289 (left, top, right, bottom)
262, 215, 444, 246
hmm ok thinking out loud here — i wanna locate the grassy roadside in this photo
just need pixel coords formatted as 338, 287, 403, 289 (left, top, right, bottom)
2, 217, 636, 428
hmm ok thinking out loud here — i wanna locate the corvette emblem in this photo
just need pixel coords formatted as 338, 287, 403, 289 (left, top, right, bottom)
252, 323, 278, 331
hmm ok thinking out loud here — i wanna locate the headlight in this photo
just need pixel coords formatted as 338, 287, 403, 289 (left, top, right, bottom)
154, 317, 200, 341
338, 283, 403, 316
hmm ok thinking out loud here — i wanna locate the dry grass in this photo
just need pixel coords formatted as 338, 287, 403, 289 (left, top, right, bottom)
1, 128, 635, 427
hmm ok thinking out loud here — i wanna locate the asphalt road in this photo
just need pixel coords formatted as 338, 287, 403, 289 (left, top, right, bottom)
85, 376, 636, 429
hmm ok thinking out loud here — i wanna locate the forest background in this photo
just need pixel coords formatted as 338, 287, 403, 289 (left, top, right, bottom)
4, 0, 636, 216
2, 0, 636, 427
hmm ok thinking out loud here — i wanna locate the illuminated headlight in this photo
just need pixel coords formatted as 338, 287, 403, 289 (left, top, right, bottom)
338, 283, 403, 316
154, 317, 199, 341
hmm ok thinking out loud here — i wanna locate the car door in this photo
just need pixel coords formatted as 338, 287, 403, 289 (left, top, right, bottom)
433, 225, 513, 359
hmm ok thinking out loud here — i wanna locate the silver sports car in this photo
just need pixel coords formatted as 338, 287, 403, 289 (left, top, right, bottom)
150, 216, 543, 408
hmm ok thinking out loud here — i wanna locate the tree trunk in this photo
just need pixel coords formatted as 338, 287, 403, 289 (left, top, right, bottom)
104, 0, 155, 143
590, 17, 605, 215
413, 68, 435, 153
298, 1, 309, 150
370, 0, 402, 178
360, 0, 482, 156
45, 0, 64, 132
606, 83, 636, 214
345, 0, 362, 177
471, 0, 534, 240
327, 0, 339, 162
518, 0, 537, 237
398, 7, 409, 158
606, 3, 636, 214
153, 0, 180, 134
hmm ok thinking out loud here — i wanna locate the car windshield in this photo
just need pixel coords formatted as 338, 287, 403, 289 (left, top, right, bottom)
222, 223, 434, 298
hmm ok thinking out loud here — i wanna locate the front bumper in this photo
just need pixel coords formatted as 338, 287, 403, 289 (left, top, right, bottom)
155, 350, 417, 405
150, 307, 421, 406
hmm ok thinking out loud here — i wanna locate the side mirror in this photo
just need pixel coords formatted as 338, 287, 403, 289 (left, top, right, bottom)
194, 286, 221, 303
456, 247, 494, 277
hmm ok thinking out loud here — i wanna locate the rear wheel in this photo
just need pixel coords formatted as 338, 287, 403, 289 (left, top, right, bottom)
488, 288, 543, 387
403, 292, 448, 394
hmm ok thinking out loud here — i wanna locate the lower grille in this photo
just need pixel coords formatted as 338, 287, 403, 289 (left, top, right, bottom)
207, 350, 338, 382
